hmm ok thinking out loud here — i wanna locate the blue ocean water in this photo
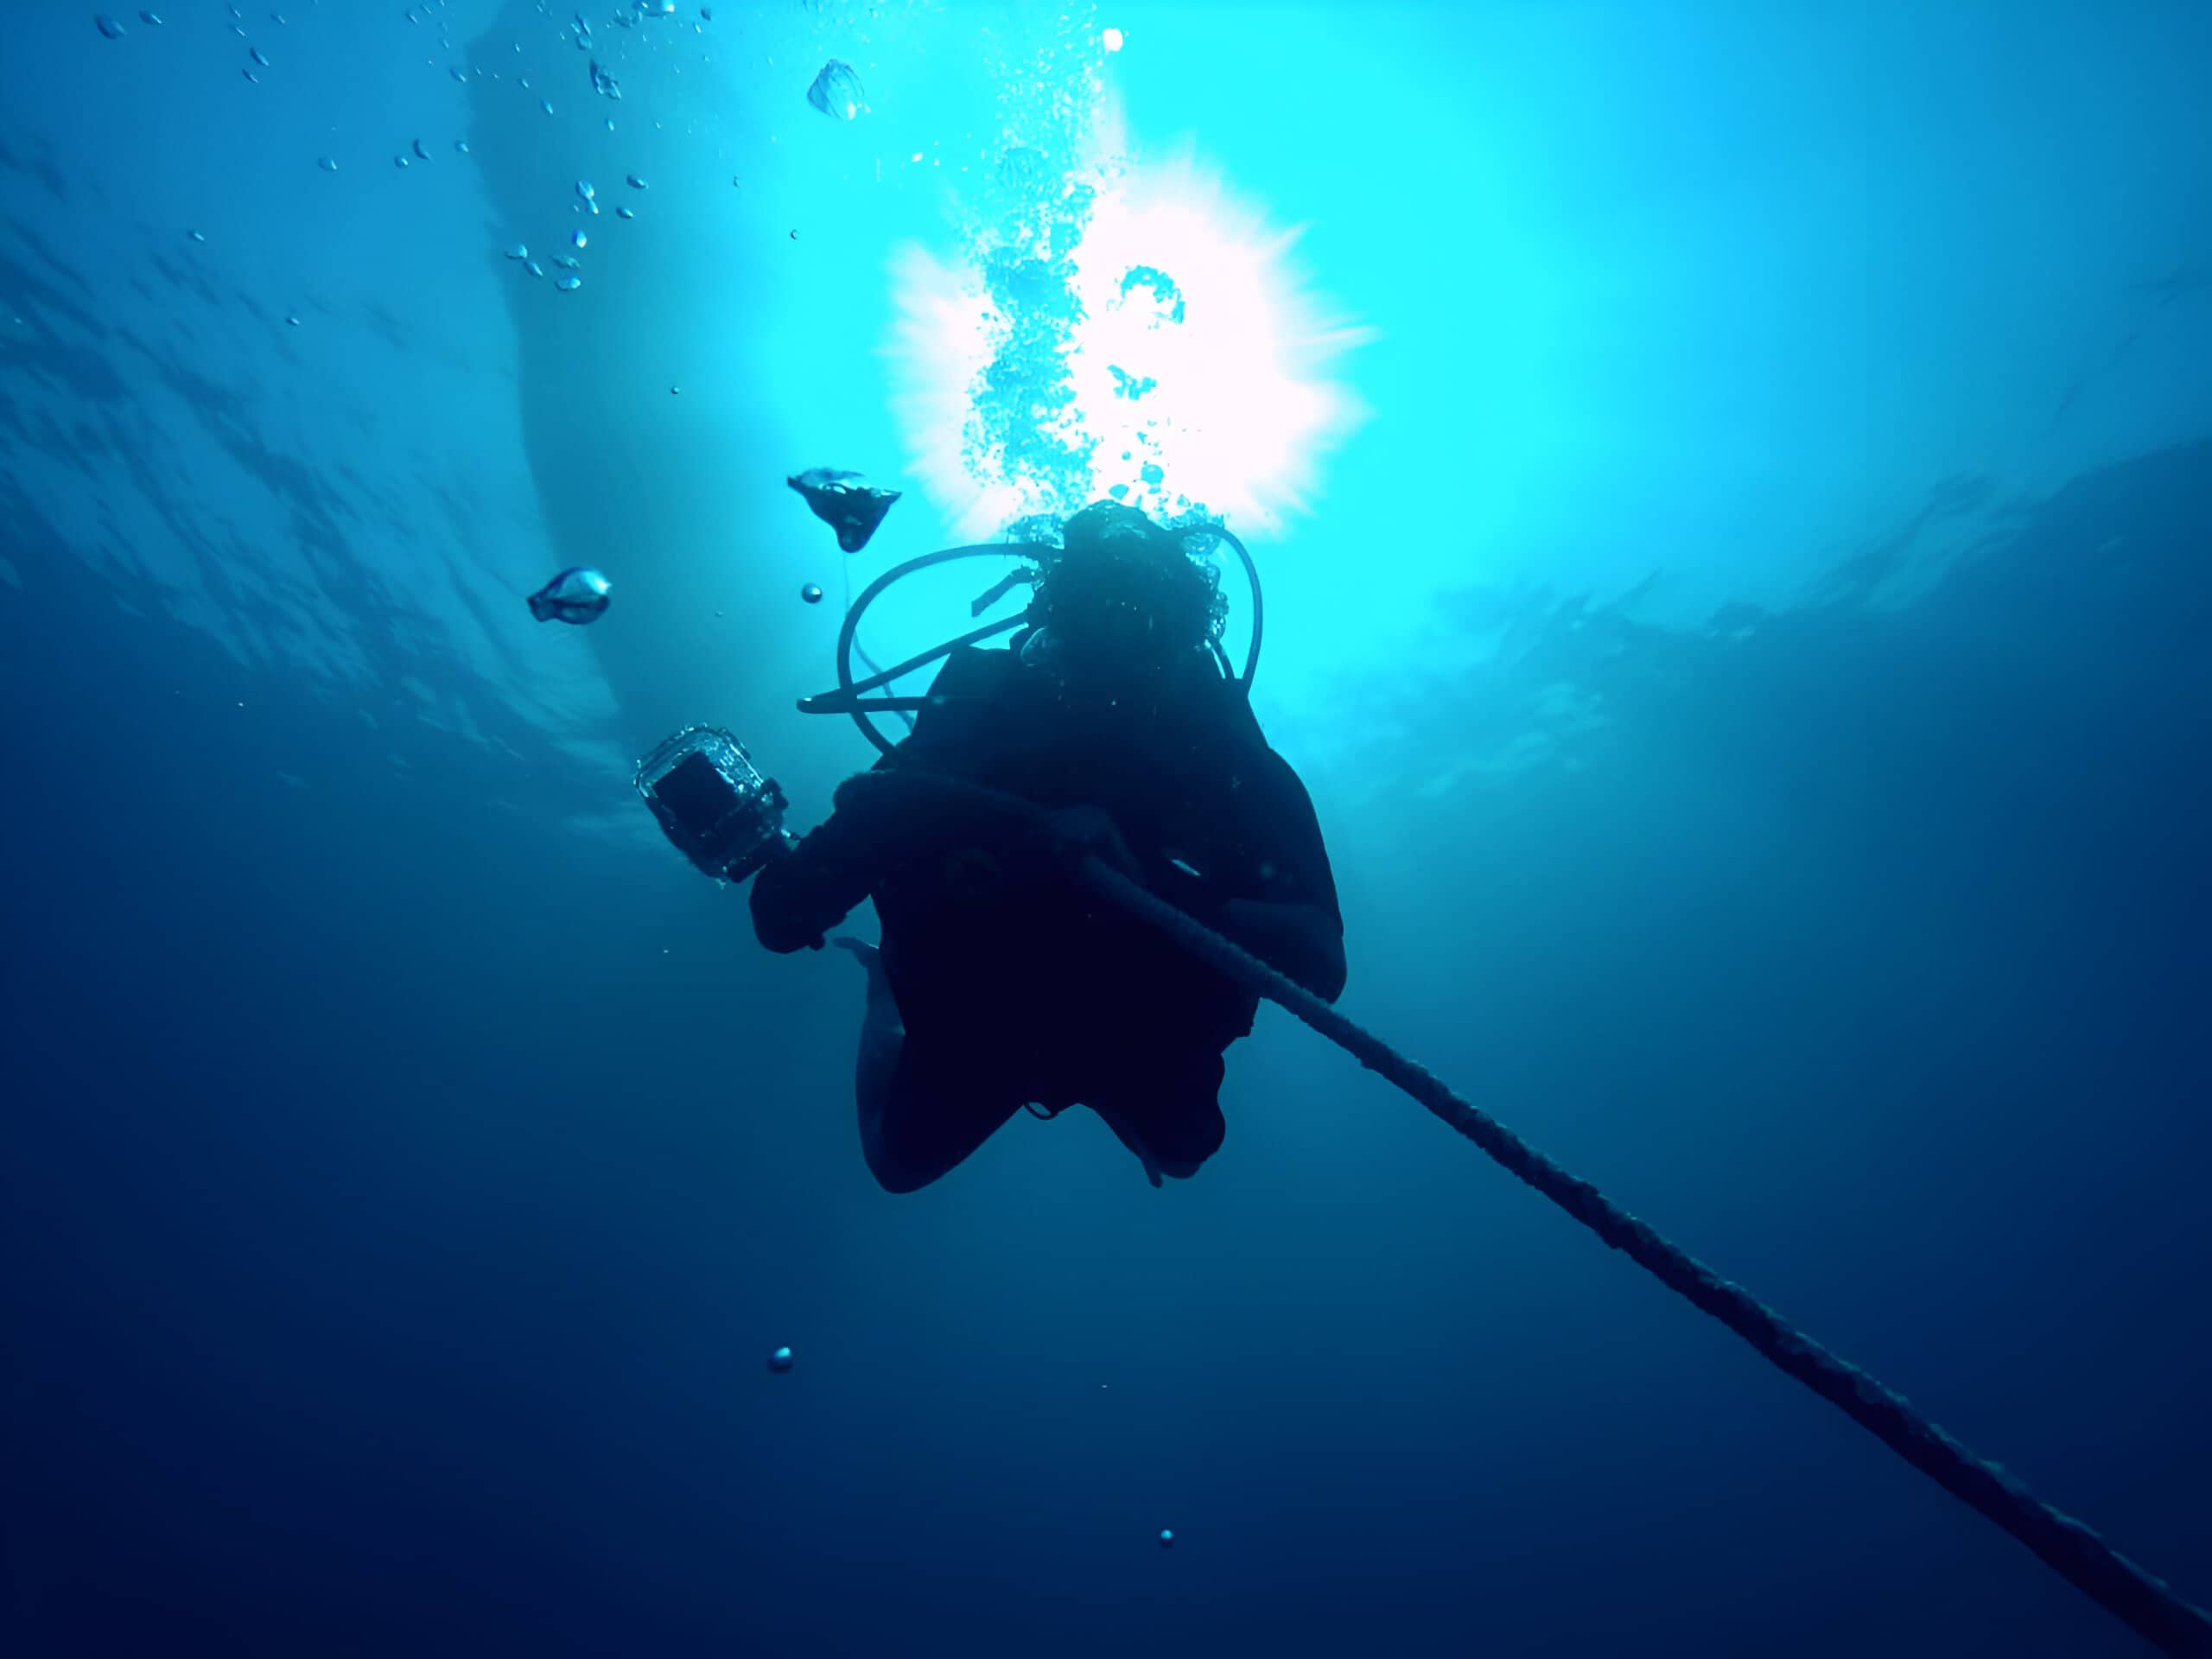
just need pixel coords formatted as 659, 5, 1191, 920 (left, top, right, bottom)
3, 3, 2209, 1656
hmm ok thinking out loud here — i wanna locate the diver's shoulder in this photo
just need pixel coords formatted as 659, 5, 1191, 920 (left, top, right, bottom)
932, 642, 1022, 689
1203, 672, 1273, 750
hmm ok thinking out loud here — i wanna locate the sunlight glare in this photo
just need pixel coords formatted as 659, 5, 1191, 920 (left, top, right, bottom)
887, 141, 1371, 541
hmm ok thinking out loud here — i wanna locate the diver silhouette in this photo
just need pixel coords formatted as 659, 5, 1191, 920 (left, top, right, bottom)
750, 502, 1346, 1192
681, 506, 2212, 1653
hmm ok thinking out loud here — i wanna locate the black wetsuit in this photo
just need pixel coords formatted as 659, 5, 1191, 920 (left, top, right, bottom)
751, 642, 1342, 1176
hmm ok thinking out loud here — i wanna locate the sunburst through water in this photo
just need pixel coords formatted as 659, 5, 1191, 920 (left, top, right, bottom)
887, 107, 1373, 541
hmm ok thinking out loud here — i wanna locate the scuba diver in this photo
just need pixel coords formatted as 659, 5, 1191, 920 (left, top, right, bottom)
635, 524, 2212, 1658
747, 502, 1347, 1192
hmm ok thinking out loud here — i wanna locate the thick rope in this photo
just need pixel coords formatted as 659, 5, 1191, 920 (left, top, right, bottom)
1073, 857, 2212, 1658
838, 767, 2212, 1653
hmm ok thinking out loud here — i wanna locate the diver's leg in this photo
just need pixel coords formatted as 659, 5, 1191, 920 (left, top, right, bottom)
863, 1044, 1027, 1194
832, 938, 905, 1159
832, 938, 1023, 1193
1090, 1051, 1228, 1185
1090, 1102, 1166, 1188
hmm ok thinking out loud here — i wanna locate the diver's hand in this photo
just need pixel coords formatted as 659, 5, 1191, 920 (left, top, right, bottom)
1047, 804, 1143, 881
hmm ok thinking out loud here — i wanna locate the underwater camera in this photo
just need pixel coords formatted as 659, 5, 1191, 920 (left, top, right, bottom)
633, 726, 795, 883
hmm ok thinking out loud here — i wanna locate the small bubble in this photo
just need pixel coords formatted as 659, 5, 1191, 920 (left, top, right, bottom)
800, 582, 823, 604
317, 155, 338, 172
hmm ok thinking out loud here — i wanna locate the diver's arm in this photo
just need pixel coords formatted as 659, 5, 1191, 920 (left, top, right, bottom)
1219, 745, 1346, 1001
1214, 899, 1347, 1003
750, 748, 1024, 952
748, 805, 886, 953
752, 650, 1009, 954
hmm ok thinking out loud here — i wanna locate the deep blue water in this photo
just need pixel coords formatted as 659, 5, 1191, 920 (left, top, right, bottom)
4, 4, 2210, 1656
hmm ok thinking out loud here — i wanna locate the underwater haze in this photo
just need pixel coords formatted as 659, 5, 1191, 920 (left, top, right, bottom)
4, 3, 2210, 1656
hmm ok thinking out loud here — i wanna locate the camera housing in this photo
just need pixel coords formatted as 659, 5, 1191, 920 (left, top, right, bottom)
634, 727, 794, 883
